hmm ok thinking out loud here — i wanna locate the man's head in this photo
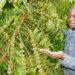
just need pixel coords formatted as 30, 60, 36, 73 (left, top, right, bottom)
67, 6, 75, 29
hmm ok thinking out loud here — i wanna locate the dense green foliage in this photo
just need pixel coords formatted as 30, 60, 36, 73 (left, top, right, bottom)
0, 0, 75, 75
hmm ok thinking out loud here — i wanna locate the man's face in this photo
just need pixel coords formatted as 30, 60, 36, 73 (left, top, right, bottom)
68, 9, 75, 29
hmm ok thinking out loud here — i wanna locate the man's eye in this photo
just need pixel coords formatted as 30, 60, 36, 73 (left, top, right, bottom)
73, 15, 75, 18
68, 15, 71, 18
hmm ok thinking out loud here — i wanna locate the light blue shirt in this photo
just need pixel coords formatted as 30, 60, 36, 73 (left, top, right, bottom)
60, 29, 75, 75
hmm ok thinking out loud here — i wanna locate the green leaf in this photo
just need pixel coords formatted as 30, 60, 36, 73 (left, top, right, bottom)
28, 68, 36, 75
39, 37, 50, 48
0, 0, 6, 12
46, 20, 55, 32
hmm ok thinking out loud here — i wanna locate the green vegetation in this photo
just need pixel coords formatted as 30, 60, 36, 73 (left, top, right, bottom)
0, 0, 75, 75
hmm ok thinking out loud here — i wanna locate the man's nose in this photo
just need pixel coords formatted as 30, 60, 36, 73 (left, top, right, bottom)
69, 17, 74, 21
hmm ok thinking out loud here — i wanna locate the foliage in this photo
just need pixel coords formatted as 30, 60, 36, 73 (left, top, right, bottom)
0, 0, 75, 75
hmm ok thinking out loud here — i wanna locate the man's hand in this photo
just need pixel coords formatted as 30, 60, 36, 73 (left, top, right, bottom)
40, 49, 64, 59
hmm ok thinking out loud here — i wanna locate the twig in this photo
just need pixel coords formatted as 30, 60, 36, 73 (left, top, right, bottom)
1, 15, 26, 62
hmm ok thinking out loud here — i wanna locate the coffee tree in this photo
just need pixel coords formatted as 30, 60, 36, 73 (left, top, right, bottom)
0, 0, 75, 75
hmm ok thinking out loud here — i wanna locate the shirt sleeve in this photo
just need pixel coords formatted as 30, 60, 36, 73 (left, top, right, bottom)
60, 54, 75, 70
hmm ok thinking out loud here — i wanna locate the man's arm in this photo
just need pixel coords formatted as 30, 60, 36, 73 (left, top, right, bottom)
40, 49, 64, 59
60, 54, 75, 70
40, 49, 75, 70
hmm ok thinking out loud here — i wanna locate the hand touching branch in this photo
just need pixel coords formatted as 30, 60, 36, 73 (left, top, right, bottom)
40, 49, 64, 59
